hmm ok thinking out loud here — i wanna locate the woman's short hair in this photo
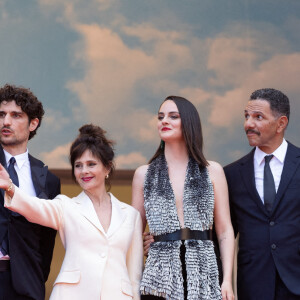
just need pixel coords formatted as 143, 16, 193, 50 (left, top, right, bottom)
69, 124, 115, 190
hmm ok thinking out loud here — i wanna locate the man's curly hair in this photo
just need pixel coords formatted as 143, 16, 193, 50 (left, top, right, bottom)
0, 84, 45, 140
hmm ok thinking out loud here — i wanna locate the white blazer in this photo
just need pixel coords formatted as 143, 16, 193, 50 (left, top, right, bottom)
5, 187, 143, 300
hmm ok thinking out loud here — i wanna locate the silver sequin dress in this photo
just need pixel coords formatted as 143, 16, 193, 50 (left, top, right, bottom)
140, 155, 222, 300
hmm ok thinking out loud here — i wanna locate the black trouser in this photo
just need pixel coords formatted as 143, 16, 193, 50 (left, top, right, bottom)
141, 244, 188, 300
0, 269, 34, 300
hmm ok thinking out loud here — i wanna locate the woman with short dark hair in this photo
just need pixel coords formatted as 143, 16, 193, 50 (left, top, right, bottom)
0, 124, 143, 300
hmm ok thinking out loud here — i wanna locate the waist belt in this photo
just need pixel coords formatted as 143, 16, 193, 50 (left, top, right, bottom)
0, 260, 10, 272
154, 228, 212, 242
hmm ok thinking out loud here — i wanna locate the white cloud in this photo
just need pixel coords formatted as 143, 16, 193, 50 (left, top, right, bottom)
208, 53, 300, 128
0, 1, 8, 20
65, 22, 203, 147
115, 151, 147, 169
43, 109, 71, 131
123, 110, 158, 143
207, 36, 257, 86
207, 24, 290, 87
38, 0, 116, 25
244, 52, 300, 93
67, 24, 155, 124
33, 2, 300, 167
209, 88, 247, 127
40, 143, 71, 169
179, 87, 212, 105
122, 23, 183, 43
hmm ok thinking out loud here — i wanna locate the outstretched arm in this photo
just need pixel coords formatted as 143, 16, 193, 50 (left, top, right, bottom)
40, 176, 61, 281
208, 161, 235, 300
0, 163, 63, 230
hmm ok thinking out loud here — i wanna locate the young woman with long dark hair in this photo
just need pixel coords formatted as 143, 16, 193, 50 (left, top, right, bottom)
132, 96, 235, 300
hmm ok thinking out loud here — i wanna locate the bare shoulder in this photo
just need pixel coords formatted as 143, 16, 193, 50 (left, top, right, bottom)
133, 164, 149, 181
207, 160, 225, 181
207, 160, 223, 173
132, 165, 149, 219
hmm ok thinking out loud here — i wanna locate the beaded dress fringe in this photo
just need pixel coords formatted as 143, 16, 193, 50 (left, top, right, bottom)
141, 155, 222, 300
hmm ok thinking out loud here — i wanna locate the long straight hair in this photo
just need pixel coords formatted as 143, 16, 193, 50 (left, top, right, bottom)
149, 96, 208, 168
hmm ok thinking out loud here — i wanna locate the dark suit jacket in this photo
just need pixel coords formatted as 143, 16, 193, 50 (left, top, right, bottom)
224, 142, 300, 300
0, 146, 61, 300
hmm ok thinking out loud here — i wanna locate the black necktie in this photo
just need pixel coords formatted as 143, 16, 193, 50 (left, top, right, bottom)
264, 155, 276, 213
0, 157, 19, 255
8, 157, 19, 187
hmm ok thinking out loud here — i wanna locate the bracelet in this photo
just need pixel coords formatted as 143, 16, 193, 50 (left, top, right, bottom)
6, 179, 13, 192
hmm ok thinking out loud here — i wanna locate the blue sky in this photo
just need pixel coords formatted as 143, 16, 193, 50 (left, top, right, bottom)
0, 0, 299, 168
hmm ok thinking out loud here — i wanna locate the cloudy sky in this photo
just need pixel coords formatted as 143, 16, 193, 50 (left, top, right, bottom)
0, 0, 299, 169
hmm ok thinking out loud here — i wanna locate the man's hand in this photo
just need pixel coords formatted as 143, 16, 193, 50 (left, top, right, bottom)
143, 232, 154, 256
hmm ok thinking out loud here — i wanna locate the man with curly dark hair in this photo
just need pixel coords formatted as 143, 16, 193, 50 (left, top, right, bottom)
0, 84, 61, 300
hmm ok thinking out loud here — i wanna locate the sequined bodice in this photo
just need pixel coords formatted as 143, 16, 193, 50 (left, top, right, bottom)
140, 155, 221, 300
144, 155, 214, 235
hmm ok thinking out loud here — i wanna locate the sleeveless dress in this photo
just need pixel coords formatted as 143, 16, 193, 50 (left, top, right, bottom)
140, 155, 222, 300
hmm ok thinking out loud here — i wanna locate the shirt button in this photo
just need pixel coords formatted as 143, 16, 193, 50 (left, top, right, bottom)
269, 221, 275, 226
271, 244, 276, 250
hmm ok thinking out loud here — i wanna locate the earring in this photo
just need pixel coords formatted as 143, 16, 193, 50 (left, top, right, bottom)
160, 140, 165, 149
105, 174, 109, 179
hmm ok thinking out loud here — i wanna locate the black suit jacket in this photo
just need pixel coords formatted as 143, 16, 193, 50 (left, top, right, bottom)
0, 147, 60, 300
224, 142, 300, 300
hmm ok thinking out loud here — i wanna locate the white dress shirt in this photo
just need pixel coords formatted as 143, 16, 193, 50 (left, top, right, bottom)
254, 139, 288, 203
0, 149, 36, 259
4, 149, 36, 197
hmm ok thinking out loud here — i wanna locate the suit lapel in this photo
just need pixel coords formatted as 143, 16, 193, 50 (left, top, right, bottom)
0, 147, 7, 200
272, 142, 300, 214
74, 191, 106, 235
107, 194, 126, 238
0, 147, 7, 206
239, 149, 269, 216
0, 147, 7, 167
75, 192, 127, 237
29, 154, 48, 198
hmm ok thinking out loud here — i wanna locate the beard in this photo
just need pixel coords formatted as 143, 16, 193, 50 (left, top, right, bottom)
0, 135, 28, 147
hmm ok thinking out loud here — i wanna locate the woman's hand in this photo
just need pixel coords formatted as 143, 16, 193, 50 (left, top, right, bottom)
221, 280, 234, 300
0, 163, 13, 191
143, 232, 154, 256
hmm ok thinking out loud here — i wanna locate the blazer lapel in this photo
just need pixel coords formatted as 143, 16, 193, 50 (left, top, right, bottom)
239, 149, 269, 216
29, 154, 48, 198
0, 147, 7, 205
107, 193, 126, 238
74, 191, 106, 235
272, 142, 300, 214
0, 147, 7, 200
